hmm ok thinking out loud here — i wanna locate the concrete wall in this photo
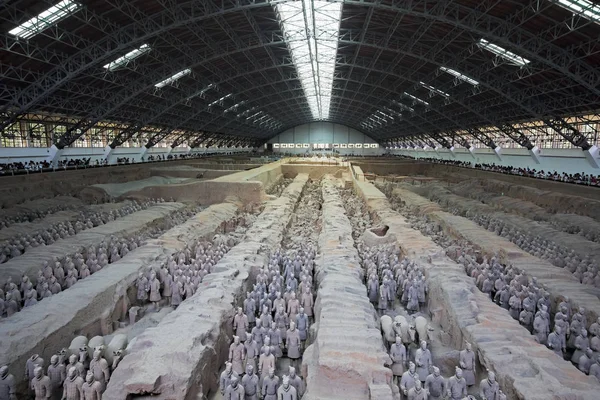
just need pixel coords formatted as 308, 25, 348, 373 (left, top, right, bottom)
268, 122, 384, 155
391, 147, 599, 175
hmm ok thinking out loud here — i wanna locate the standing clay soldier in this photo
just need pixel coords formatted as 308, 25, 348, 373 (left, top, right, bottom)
224, 375, 245, 400
288, 367, 304, 398
229, 336, 246, 376
378, 279, 389, 314
286, 321, 302, 370
424, 366, 446, 400
480, 371, 500, 400
62, 367, 84, 400
245, 333, 260, 373
81, 372, 102, 400
31, 367, 52, 400
47, 355, 66, 398
296, 308, 309, 350
241, 365, 259, 400
0, 365, 16, 400
400, 362, 419, 399
547, 325, 564, 358
161, 269, 173, 304
262, 368, 279, 400
277, 376, 297, 400
287, 293, 300, 323
26, 354, 45, 388
244, 292, 257, 328
407, 280, 420, 313
136, 273, 148, 304
533, 307, 550, 344
367, 274, 379, 304
148, 272, 161, 310
89, 349, 109, 392
589, 355, 600, 382
220, 363, 239, 396
389, 336, 407, 386
459, 342, 476, 387
446, 367, 467, 400
258, 347, 276, 383
233, 308, 249, 342
415, 341, 432, 382
300, 287, 313, 320
407, 380, 426, 400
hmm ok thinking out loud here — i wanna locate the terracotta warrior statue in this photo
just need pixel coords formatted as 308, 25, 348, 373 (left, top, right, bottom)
276, 376, 297, 400
148, 272, 161, 310
241, 365, 259, 400
81, 372, 102, 400
407, 380, 426, 400
224, 375, 245, 400
228, 336, 246, 376
258, 347, 275, 382
400, 362, 418, 398
261, 368, 279, 400
480, 371, 500, 400
424, 366, 446, 400
219, 362, 239, 396
288, 366, 305, 398
286, 321, 302, 370
62, 367, 84, 400
0, 365, 16, 400
389, 336, 407, 386
47, 354, 66, 398
459, 342, 476, 386
31, 367, 52, 400
446, 367, 467, 400
89, 348, 109, 392
233, 307, 249, 342
415, 341, 432, 382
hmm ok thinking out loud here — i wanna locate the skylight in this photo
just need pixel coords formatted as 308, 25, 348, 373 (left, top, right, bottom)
391, 100, 415, 113
439, 67, 480, 86
477, 39, 531, 67
276, 0, 342, 120
9, 1, 82, 40
208, 93, 232, 107
154, 69, 191, 88
187, 84, 216, 100
419, 81, 450, 98
103, 44, 151, 71
552, 0, 600, 23
403, 92, 430, 106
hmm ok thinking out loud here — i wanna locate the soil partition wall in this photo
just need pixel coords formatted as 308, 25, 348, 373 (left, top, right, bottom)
302, 176, 393, 400
351, 176, 600, 400
0, 202, 240, 387
104, 174, 310, 400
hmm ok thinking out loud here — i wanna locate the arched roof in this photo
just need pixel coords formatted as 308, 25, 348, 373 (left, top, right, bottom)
1, 0, 599, 149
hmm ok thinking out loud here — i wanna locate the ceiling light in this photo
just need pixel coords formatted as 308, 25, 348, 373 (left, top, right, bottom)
276, 0, 342, 120
403, 92, 430, 106
477, 39, 531, 67
103, 44, 151, 71
155, 69, 191, 88
439, 67, 479, 86
552, 0, 600, 23
419, 81, 450, 97
9, 0, 81, 40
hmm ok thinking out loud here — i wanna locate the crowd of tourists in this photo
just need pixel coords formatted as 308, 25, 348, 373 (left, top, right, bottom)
398, 156, 600, 187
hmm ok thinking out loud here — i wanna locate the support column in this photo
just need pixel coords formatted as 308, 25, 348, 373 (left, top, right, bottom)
584, 145, 600, 168
467, 145, 476, 159
529, 145, 541, 164
46, 145, 64, 168
138, 146, 149, 162
101, 145, 114, 165
493, 146, 503, 162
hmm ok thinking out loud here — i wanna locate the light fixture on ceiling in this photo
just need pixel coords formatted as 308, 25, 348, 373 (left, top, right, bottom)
9, 0, 81, 40
403, 92, 430, 106
419, 81, 450, 98
154, 69, 191, 88
477, 38, 531, 67
439, 67, 480, 86
103, 44, 151, 71
551, 0, 600, 24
